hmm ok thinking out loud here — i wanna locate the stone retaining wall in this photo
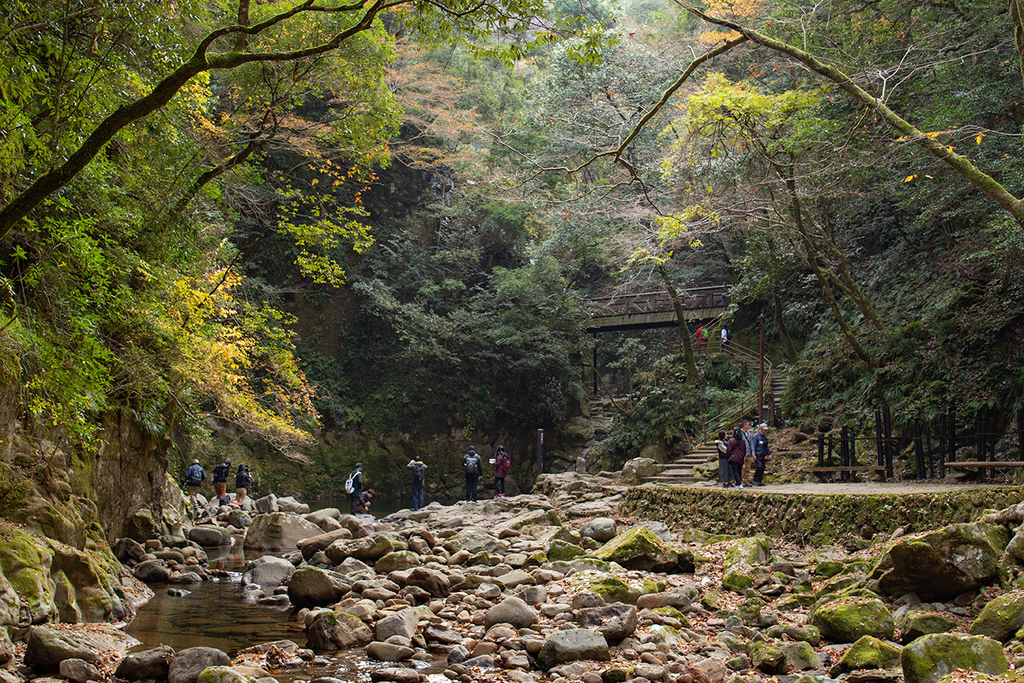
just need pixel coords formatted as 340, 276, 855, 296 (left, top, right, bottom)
621, 486, 1024, 544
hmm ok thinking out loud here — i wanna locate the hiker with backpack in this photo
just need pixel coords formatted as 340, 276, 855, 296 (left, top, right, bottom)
212, 458, 231, 499
753, 423, 771, 487
721, 324, 731, 349
462, 445, 483, 502
346, 463, 363, 514
494, 446, 511, 498
235, 464, 252, 503
408, 456, 427, 510
184, 460, 206, 507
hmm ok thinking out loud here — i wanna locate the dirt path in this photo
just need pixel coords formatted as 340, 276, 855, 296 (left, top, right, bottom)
667, 481, 1018, 495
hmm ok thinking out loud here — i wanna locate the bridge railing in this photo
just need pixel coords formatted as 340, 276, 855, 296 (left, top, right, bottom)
588, 285, 730, 316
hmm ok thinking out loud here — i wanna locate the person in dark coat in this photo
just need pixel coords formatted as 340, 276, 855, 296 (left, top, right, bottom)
725, 428, 746, 488
753, 423, 771, 486
184, 459, 206, 503
235, 464, 252, 503
212, 458, 231, 499
348, 463, 363, 514
408, 456, 427, 510
462, 446, 483, 502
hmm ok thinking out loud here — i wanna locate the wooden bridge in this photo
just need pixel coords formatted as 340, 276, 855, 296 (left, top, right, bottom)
586, 285, 730, 333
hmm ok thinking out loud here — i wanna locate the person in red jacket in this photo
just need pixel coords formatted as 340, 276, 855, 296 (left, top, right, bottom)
494, 446, 511, 497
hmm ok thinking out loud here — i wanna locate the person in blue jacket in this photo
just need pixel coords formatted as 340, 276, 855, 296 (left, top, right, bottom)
753, 423, 771, 487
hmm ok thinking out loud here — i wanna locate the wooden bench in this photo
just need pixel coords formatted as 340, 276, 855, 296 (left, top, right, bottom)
945, 461, 1024, 470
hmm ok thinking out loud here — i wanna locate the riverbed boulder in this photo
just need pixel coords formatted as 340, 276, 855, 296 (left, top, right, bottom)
134, 559, 172, 584
195, 666, 255, 683
327, 535, 396, 563
968, 590, 1024, 641
812, 597, 895, 643
306, 611, 373, 651
168, 648, 232, 683
593, 526, 690, 572
275, 497, 310, 515
876, 522, 1009, 601
900, 611, 958, 643
900, 633, 1007, 683
287, 567, 350, 607
485, 596, 538, 628
365, 642, 414, 662
244, 513, 323, 551
59, 658, 102, 683
25, 625, 138, 673
405, 566, 450, 598
116, 645, 175, 681
574, 604, 637, 641
254, 495, 278, 514
443, 529, 503, 555
188, 526, 230, 547
580, 518, 617, 543
537, 629, 610, 670
835, 635, 902, 673
305, 508, 341, 527
243, 556, 295, 587
375, 551, 420, 574
746, 641, 786, 675
297, 529, 352, 560
621, 458, 658, 482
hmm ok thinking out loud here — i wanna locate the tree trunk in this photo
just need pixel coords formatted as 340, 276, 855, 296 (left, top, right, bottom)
772, 292, 799, 360
657, 263, 701, 380
785, 179, 874, 364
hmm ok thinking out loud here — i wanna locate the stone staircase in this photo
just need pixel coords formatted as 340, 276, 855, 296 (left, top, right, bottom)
643, 442, 720, 485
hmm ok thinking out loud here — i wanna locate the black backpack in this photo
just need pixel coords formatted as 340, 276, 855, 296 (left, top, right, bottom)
726, 328, 732, 340
464, 454, 480, 475
411, 463, 425, 485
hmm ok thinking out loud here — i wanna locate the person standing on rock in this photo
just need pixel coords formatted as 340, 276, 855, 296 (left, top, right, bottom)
462, 445, 483, 502
408, 456, 427, 510
741, 420, 757, 484
184, 459, 206, 508
725, 427, 746, 488
494, 446, 511, 498
753, 423, 771, 486
715, 431, 730, 487
212, 458, 231, 499
235, 464, 252, 503
347, 462, 363, 514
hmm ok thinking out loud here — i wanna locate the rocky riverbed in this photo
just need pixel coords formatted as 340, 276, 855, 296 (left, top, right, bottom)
5, 470, 1024, 683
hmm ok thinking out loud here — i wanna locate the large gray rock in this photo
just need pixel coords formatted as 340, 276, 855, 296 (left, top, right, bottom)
59, 658, 102, 683
287, 566, 350, 607
116, 645, 175, 681
276, 497, 310, 514
443, 529, 503, 555
297, 529, 353, 560
188, 525, 230, 547
537, 629, 610, 670
580, 518, 617, 543
306, 611, 373, 651
812, 597, 894, 643
168, 647, 232, 683
305, 508, 341, 527
244, 513, 323, 551
592, 525, 686, 572
365, 642, 414, 662
485, 597, 538, 628
574, 604, 637, 641
375, 613, 416, 641
326, 535, 395, 564
243, 556, 295, 587
25, 625, 138, 673
134, 559, 171, 584
621, 457, 658, 482
405, 567, 450, 598
876, 522, 1009, 601
254, 495, 278, 514
901, 633, 1007, 683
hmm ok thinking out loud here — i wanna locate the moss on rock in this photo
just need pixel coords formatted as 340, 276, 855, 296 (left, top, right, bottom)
901, 633, 1007, 683
588, 576, 639, 604
969, 590, 1024, 642
812, 596, 894, 643
837, 635, 902, 672
722, 569, 753, 593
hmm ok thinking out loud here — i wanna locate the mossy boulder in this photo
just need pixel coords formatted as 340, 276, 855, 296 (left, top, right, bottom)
588, 576, 639, 604
836, 635, 902, 672
547, 539, 585, 562
722, 569, 753, 593
592, 526, 681, 572
306, 611, 373, 651
781, 641, 821, 671
766, 624, 821, 645
725, 535, 772, 569
900, 633, 1007, 683
196, 667, 256, 683
0, 524, 57, 625
651, 606, 691, 627
812, 596, 894, 643
877, 522, 1009, 601
969, 590, 1024, 642
746, 641, 786, 675
899, 611, 958, 643
374, 551, 420, 574
814, 560, 844, 578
